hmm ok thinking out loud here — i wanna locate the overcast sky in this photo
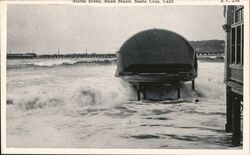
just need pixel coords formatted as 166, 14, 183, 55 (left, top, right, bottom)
7, 5, 225, 54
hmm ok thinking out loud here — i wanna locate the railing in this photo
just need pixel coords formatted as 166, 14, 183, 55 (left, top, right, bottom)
196, 52, 224, 56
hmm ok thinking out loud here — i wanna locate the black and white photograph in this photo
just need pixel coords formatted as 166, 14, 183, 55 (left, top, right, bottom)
1, 1, 249, 154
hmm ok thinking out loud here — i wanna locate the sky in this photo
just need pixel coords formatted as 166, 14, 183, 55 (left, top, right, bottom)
7, 5, 225, 54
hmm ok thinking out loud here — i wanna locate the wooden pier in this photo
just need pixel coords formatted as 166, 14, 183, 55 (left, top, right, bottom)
7, 53, 116, 59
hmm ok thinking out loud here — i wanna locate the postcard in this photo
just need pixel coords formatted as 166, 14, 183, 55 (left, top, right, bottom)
0, 0, 249, 154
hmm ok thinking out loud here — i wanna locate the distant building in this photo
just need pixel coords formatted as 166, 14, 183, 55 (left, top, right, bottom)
223, 5, 244, 146
7, 53, 37, 59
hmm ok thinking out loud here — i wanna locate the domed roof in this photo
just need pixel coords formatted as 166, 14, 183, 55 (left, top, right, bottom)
119, 29, 195, 67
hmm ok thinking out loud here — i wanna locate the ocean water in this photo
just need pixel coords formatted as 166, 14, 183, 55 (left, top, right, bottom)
6, 58, 236, 149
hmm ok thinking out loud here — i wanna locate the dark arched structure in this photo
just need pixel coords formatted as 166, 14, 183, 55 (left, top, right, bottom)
115, 29, 198, 100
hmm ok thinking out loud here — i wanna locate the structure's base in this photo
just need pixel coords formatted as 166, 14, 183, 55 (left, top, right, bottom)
134, 81, 195, 101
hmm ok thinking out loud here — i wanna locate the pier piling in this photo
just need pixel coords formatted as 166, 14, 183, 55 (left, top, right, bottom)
192, 80, 195, 90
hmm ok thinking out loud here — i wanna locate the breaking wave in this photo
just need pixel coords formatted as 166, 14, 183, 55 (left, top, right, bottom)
7, 79, 136, 111
7, 58, 116, 69
7, 83, 200, 111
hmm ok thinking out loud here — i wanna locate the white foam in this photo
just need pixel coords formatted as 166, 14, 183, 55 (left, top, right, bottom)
33, 59, 77, 67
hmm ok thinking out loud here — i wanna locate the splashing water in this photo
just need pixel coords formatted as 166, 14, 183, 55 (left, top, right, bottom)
6, 59, 236, 149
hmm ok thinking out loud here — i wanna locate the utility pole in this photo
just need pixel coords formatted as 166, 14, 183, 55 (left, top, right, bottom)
58, 48, 60, 55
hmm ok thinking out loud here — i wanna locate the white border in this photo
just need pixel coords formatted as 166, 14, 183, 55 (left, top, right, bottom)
1, 2, 7, 154
1, 0, 249, 154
